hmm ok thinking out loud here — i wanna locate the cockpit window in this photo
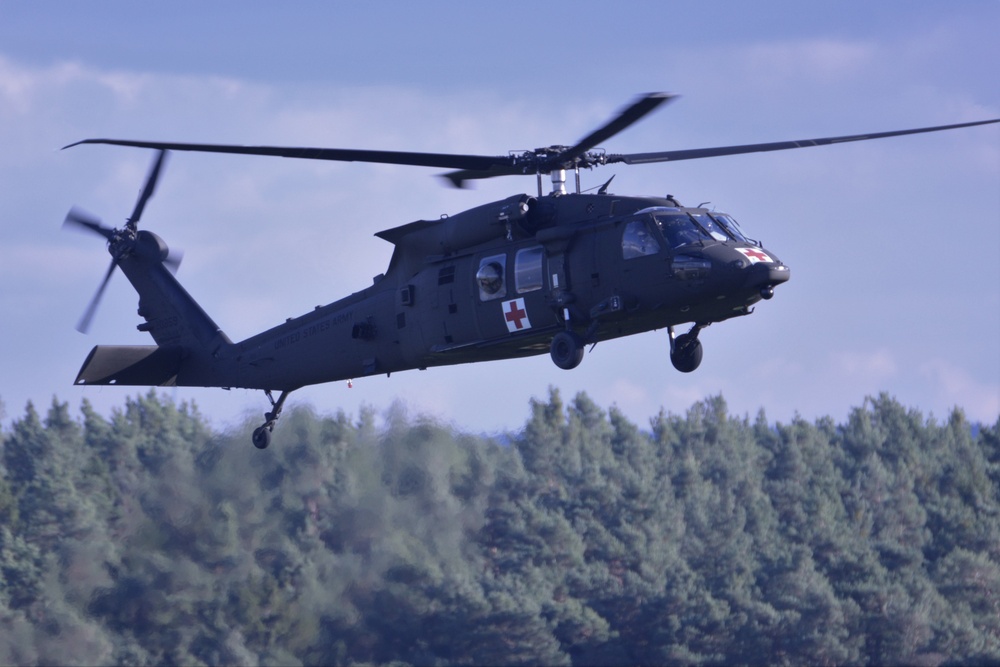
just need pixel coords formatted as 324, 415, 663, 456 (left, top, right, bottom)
653, 213, 711, 249
622, 219, 661, 259
709, 213, 751, 243
689, 212, 730, 242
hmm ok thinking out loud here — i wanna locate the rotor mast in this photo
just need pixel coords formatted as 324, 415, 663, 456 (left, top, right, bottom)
550, 168, 567, 196
545, 161, 591, 196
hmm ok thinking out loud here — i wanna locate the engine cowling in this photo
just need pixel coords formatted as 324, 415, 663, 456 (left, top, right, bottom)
376, 194, 539, 255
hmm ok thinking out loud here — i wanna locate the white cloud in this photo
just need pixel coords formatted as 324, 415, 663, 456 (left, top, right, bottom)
920, 359, 1000, 422
831, 349, 899, 384
742, 38, 876, 85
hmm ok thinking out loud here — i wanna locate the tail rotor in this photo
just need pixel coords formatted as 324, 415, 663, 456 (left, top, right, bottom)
63, 150, 179, 333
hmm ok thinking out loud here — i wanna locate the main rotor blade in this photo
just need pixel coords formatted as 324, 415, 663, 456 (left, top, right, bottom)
63, 207, 113, 239
64, 99, 997, 187
559, 92, 676, 164
440, 164, 524, 188
128, 149, 167, 227
77, 259, 117, 333
442, 93, 677, 187
610, 117, 1000, 166
61, 93, 677, 176
65, 138, 511, 172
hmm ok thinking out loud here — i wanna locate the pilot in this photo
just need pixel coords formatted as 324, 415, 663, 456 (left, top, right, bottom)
661, 218, 700, 247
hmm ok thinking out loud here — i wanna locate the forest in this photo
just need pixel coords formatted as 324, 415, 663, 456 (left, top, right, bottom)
0, 389, 998, 666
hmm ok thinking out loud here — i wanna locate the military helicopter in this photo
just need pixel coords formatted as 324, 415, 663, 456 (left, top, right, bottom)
62, 93, 1000, 448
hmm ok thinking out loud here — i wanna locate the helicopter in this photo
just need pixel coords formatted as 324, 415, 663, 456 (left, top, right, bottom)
62, 93, 1000, 449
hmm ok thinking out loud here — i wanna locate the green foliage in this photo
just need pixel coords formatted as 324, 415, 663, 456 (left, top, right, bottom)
0, 388, 997, 665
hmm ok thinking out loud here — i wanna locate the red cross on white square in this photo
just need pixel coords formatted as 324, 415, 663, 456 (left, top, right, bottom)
503, 298, 531, 333
737, 247, 773, 264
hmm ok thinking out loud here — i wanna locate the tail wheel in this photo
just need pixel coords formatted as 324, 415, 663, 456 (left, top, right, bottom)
550, 330, 585, 370
251, 389, 291, 449
252, 427, 271, 450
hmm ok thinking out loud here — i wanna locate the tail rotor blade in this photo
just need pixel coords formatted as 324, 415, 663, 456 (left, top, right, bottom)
66, 150, 170, 333
164, 247, 184, 274
63, 207, 113, 239
128, 149, 168, 227
76, 259, 117, 333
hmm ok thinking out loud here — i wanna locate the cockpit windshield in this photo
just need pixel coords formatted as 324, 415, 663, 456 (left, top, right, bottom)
708, 212, 751, 244
689, 212, 730, 242
650, 211, 711, 249
634, 206, 755, 249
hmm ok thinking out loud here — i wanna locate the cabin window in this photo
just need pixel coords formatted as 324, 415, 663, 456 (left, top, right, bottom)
477, 254, 507, 301
515, 246, 544, 293
622, 219, 661, 259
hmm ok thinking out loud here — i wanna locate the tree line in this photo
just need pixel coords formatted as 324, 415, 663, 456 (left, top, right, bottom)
1, 390, 998, 666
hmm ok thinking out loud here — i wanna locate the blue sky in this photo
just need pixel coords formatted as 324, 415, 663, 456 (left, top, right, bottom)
1, 1, 997, 434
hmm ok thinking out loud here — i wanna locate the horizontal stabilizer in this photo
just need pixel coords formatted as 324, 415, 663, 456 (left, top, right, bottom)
75, 345, 183, 386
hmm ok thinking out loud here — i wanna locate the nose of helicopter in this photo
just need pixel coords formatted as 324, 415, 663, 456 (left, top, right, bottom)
735, 246, 790, 300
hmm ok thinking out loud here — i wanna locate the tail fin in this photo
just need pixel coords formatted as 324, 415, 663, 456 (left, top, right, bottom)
72, 252, 236, 388
118, 239, 233, 354
76, 247, 236, 388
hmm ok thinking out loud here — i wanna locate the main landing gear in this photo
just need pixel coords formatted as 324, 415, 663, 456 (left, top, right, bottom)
252, 389, 291, 449
669, 324, 707, 373
550, 330, 585, 370
550, 322, 709, 374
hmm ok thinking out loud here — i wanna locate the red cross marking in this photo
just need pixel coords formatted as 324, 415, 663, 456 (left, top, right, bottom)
505, 300, 528, 330
742, 248, 769, 262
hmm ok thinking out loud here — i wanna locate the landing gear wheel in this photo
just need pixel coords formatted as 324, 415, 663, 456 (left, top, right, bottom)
550, 330, 585, 370
670, 332, 703, 373
252, 426, 272, 450
251, 389, 291, 449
